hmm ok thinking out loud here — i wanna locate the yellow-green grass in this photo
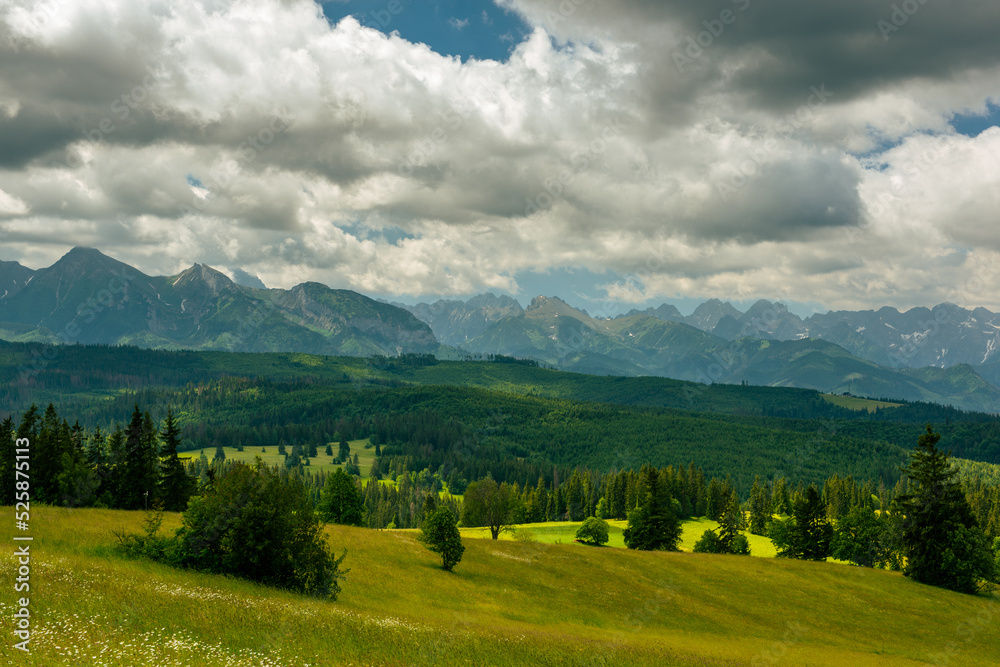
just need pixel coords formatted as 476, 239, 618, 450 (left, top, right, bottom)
204, 438, 375, 478
822, 394, 903, 412
4, 508, 997, 666
454, 518, 777, 557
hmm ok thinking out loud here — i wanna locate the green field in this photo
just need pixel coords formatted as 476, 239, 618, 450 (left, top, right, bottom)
455, 518, 778, 556
198, 439, 376, 479
822, 393, 904, 412
5, 507, 997, 666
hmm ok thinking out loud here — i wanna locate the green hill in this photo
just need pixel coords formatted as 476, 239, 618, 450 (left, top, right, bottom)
4, 507, 997, 666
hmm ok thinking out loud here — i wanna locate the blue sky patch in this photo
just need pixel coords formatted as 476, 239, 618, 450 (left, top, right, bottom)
950, 102, 1000, 137
321, 0, 531, 62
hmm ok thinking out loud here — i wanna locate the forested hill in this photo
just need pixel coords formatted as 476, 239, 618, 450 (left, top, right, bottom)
3, 342, 1000, 490
2, 340, 992, 424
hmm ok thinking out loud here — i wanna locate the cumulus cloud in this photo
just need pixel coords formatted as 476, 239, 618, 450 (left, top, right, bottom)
0, 0, 999, 311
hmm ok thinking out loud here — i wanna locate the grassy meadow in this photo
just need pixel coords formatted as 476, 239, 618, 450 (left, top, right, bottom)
454, 518, 778, 557
2, 507, 998, 666
821, 394, 904, 412
200, 439, 376, 479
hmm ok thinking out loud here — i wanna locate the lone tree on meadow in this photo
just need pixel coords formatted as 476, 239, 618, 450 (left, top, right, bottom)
461, 476, 518, 540
897, 425, 996, 594
575, 517, 610, 546
421, 506, 464, 571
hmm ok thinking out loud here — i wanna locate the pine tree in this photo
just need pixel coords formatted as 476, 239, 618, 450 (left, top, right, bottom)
56, 419, 97, 507
318, 468, 364, 526
120, 405, 159, 510
422, 491, 438, 518
159, 409, 195, 512
772, 485, 832, 560
623, 468, 682, 551
706, 478, 725, 521
36, 404, 71, 502
748, 476, 770, 535
718, 491, 744, 552
897, 425, 996, 593
0, 417, 16, 506
338, 438, 350, 462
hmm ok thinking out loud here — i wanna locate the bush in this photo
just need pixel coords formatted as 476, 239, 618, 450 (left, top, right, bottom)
693, 529, 724, 554
119, 461, 348, 600
575, 517, 610, 546
693, 528, 751, 555
730, 534, 751, 556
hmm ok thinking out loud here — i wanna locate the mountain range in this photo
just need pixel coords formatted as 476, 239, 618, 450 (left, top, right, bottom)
400, 295, 1000, 412
3, 248, 1000, 412
0, 248, 435, 356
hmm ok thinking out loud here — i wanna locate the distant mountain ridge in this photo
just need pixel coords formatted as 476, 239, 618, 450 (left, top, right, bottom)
4, 250, 1000, 412
407, 293, 1000, 412
0, 248, 435, 356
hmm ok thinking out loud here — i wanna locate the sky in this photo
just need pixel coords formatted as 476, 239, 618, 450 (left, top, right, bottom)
1, 0, 999, 317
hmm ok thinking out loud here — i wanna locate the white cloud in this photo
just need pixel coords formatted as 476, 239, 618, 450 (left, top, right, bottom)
0, 0, 999, 311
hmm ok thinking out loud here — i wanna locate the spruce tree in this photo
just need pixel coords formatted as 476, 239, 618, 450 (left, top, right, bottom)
897, 425, 996, 593
772, 485, 832, 560
0, 417, 16, 505
748, 476, 771, 535
318, 468, 364, 526
159, 409, 195, 512
623, 468, 682, 551
120, 405, 159, 510
718, 491, 744, 552
35, 404, 70, 502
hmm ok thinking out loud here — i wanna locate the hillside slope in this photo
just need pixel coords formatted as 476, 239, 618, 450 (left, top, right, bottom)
4, 507, 997, 666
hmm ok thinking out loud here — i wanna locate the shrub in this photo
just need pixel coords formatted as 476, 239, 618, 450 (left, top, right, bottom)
118, 461, 347, 600
420, 507, 465, 571
693, 529, 724, 554
575, 517, 610, 546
